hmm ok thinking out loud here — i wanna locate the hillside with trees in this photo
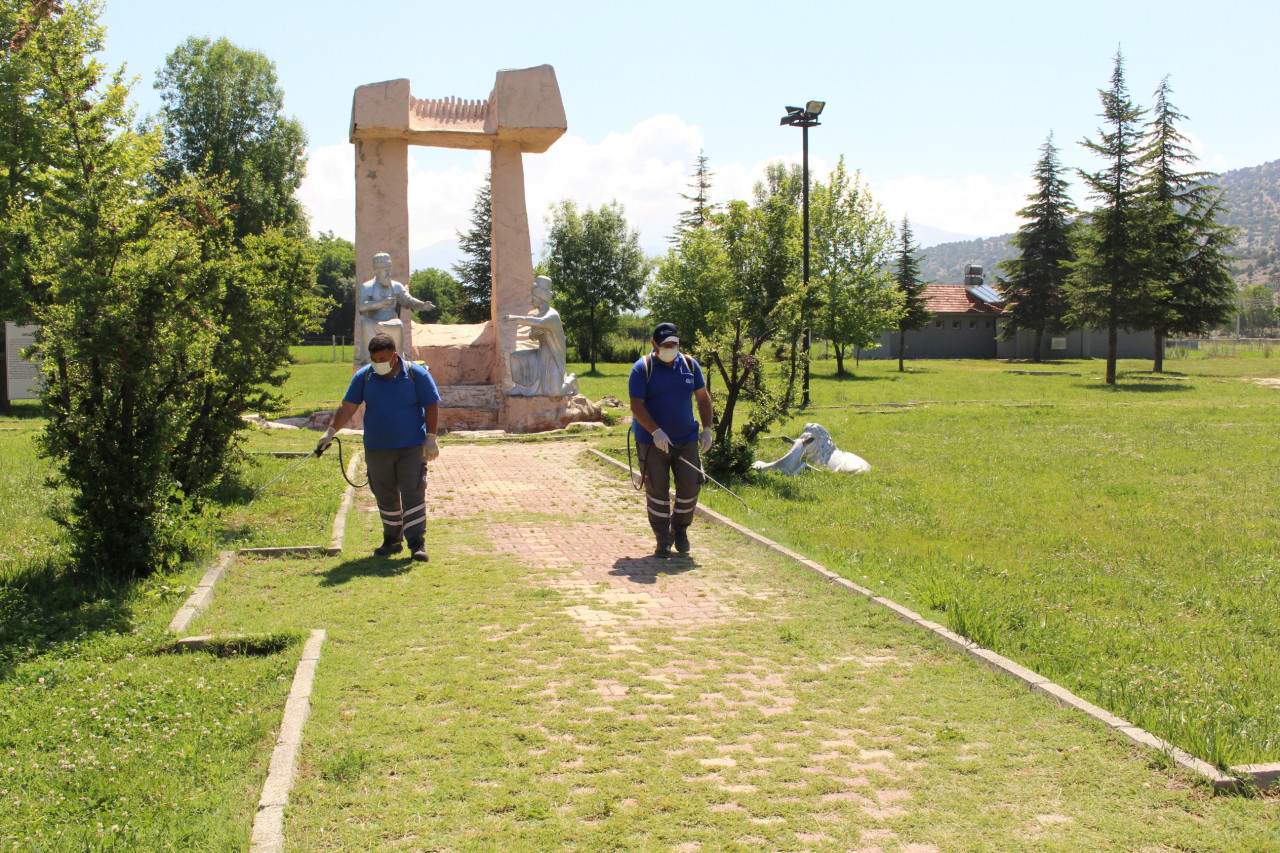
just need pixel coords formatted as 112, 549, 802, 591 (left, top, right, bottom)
1217, 158, 1280, 289
921, 158, 1280, 293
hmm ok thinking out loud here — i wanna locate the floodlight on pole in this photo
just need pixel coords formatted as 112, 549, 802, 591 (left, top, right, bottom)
778, 99, 824, 407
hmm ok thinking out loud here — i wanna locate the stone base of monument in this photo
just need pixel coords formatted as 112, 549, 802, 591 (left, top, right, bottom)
412, 322, 495, 386
438, 385, 601, 433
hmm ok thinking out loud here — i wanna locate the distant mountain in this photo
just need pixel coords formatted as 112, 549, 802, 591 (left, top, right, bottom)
914, 223, 980, 249
917, 233, 1016, 285
917, 159, 1280, 290
1217, 159, 1280, 289
409, 239, 462, 274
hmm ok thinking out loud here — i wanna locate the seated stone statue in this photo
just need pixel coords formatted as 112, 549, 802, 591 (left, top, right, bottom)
503, 275, 578, 397
357, 252, 433, 364
752, 423, 871, 475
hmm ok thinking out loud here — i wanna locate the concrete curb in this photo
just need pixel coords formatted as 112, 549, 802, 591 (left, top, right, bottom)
585, 449, 1259, 792
238, 546, 328, 558
168, 551, 236, 635
250, 628, 326, 853
326, 449, 363, 555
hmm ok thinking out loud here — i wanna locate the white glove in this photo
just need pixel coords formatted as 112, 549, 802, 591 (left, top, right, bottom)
651, 428, 671, 453
424, 433, 440, 462
315, 427, 336, 457
699, 427, 713, 453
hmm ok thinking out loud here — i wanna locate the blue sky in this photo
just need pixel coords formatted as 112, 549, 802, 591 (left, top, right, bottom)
98, 0, 1279, 262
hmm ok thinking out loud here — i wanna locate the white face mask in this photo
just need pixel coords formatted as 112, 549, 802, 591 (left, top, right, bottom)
657, 346, 679, 364
371, 358, 394, 375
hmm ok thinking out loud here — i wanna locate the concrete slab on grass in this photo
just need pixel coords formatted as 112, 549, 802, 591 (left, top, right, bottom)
250, 628, 326, 853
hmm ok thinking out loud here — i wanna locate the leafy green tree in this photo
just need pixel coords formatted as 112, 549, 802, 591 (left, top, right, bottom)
313, 230, 355, 338
648, 226, 731, 353
1236, 284, 1277, 333
453, 173, 492, 323
1067, 50, 1155, 385
649, 189, 804, 473
997, 134, 1077, 361
811, 158, 901, 374
154, 36, 308, 241
1137, 77, 1235, 372
409, 267, 461, 323
0, 0, 102, 413
700, 198, 802, 469
543, 198, 650, 372
893, 217, 933, 373
670, 149, 716, 242
753, 161, 804, 208
4, 7, 324, 578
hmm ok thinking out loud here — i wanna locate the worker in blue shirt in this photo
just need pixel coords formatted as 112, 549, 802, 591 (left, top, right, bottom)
316, 333, 441, 562
629, 322, 715, 558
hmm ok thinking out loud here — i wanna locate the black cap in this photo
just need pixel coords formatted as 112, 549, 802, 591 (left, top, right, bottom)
652, 322, 678, 346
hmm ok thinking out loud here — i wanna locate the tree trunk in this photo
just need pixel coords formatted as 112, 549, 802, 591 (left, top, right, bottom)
834, 344, 845, 376
1106, 322, 1118, 385
589, 305, 597, 373
898, 329, 906, 372
1033, 328, 1043, 363
1153, 328, 1164, 373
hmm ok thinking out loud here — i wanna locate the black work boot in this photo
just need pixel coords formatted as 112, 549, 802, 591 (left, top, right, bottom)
673, 527, 691, 554
374, 538, 403, 557
653, 539, 673, 559
408, 538, 429, 563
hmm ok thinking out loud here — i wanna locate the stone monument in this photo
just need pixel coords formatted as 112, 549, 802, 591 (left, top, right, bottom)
752, 423, 871, 475
504, 276, 577, 397
355, 252, 433, 365
350, 66, 597, 433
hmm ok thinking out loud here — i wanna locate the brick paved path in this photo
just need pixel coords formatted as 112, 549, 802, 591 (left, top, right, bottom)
419, 443, 946, 852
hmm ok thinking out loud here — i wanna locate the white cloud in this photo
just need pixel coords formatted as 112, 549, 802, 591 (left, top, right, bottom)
297, 142, 356, 239
524, 114, 704, 255
872, 174, 1036, 238
296, 116, 1036, 262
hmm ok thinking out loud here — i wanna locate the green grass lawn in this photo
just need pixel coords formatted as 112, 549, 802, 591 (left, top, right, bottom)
188, 448, 1277, 852
1, 346, 1277, 850
590, 352, 1280, 767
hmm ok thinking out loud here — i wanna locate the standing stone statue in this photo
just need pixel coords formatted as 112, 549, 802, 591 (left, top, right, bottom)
503, 275, 578, 397
357, 252, 433, 364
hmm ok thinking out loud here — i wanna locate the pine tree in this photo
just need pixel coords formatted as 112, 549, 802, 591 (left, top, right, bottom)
1067, 50, 1153, 385
996, 134, 1076, 361
670, 150, 716, 242
452, 173, 492, 323
1137, 77, 1235, 372
811, 157, 900, 374
893, 217, 933, 373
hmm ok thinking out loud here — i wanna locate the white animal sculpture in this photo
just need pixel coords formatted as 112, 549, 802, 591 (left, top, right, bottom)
751, 423, 871, 475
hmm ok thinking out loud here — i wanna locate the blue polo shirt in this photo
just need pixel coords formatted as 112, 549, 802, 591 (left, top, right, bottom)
343, 359, 441, 450
629, 352, 705, 446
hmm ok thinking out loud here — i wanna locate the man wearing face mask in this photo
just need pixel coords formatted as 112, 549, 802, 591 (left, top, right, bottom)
316, 333, 441, 562
629, 322, 715, 558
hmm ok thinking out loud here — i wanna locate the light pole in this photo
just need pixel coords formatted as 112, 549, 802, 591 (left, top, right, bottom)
780, 100, 824, 407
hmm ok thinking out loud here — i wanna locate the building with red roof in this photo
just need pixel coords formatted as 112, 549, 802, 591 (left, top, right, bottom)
864, 264, 1158, 361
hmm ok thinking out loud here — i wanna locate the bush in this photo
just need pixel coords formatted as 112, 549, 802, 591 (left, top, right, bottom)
703, 433, 756, 478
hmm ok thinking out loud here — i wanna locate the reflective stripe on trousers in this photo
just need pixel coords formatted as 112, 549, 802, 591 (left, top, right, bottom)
638, 439, 703, 542
365, 444, 429, 542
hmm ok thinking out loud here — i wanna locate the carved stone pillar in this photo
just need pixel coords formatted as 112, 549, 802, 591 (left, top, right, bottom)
489, 140, 535, 390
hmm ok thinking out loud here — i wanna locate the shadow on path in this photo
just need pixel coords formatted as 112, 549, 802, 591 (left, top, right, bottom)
609, 555, 700, 585
317, 554, 412, 587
